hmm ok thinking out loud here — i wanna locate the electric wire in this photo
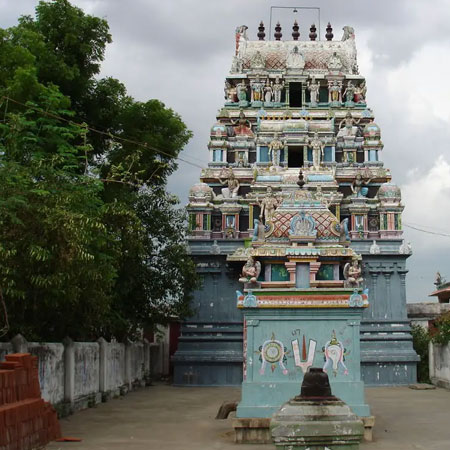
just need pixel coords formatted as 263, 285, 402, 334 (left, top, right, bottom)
0, 95, 206, 170
403, 221, 449, 234
3, 97, 450, 239
403, 223, 450, 238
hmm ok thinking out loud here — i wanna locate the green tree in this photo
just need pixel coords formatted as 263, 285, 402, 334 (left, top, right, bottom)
104, 188, 197, 340
0, 88, 118, 340
0, 0, 197, 341
16, 0, 111, 111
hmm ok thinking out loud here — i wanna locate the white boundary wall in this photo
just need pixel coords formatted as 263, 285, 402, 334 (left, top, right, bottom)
429, 342, 450, 389
1, 334, 163, 414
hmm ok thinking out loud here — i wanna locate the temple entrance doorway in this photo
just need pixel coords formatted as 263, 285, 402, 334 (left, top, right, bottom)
289, 82, 302, 107
288, 146, 304, 167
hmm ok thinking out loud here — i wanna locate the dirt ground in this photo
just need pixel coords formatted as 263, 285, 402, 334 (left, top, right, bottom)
46, 384, 450, 450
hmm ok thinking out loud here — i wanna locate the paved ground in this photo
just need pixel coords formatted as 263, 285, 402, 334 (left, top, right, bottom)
47, 384, 450, 450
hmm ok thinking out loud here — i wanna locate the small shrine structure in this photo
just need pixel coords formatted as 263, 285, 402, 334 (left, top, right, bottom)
430, 272, 450, 303
232, 186, 370, 417
173, 21, 418, 392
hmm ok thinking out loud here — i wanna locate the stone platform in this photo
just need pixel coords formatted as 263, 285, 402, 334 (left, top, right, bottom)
233, 415, 375, 445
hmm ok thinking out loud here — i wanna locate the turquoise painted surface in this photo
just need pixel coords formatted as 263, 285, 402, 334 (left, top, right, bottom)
307, 174, 334, 182
237, 308, 370, 417
256, 175, 283, 182
271, 264, 289, 282
316, 264, 334, 280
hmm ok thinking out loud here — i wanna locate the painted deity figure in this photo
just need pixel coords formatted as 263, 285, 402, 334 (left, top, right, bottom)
344, 259, 364, 288
210, 240, 221, 255
338, 111, 360, 137
329, 80, 341, 103
252, 218, 266, 242
399, 241, 412, 255
251, 77, 264, 102
291, 213, 315, 236
219, 168, 240, 198
286, 46, 305, 70
230, 56, 243, 73
233, 110, 254, 137
308, 132, 324, 170
236, 81, 248, 102
328, 52, 343, 71
264, 80, 273, 103
224, 80, 237, 102
240, 256, 261, 283
339, 217, 350, 242
250, 50, 265, 69
435, 271, 443, 287
307, 76, 320, 106
268, 133, 285, 167
235, 26, 248, 70
342, 26, 355, 41
354, 81, 367, 103
351, 173, 372, 197
252, 219, 259, 241
257, 219, 266, 241
272, 76, 284, 103
259, 186, 280, 224
343, 81, 355, 103
235, 25, 248, 52
369, 240, 381, 255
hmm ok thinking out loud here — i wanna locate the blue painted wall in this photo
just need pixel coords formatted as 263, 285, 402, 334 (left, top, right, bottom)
173, 240, 418, 386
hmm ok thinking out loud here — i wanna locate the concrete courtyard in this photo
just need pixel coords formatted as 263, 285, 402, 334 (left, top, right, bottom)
47, 383, 450, 450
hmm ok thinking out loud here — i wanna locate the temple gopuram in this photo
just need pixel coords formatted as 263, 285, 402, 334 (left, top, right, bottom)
173, 21, 418, 391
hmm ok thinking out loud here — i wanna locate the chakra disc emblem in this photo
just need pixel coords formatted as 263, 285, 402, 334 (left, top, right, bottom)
258, 333, 289, 375
263, 341, 282, 363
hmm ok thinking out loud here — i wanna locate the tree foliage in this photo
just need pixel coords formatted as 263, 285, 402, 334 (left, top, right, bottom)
431, 312, 450, 345
0, 0, 197, 341
410, 324, 430, 384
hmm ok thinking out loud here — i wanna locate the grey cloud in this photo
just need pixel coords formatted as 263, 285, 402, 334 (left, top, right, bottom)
2, 0, 450, 302
0, 0, 38, 26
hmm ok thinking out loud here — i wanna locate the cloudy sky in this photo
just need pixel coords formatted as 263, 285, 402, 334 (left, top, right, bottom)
2, 0, 450, 302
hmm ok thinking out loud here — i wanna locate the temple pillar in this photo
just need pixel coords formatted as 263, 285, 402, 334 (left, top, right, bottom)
285, 261, 297, 284
309, 261, 321, 283
382, 270, 393, 319
249, 204, 254, 230
368, 269, 379, 319
398, 270, 408, 305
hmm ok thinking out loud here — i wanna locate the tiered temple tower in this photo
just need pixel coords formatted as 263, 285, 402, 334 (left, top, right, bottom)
173, 22, 418, 387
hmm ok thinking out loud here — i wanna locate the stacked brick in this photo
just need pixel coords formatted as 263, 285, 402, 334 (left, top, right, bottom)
0, 353, 61, 450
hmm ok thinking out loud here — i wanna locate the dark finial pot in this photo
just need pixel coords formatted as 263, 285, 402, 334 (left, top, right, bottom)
325, 22, 334, 41
257, 21, 265, 41
309, 24, 317, 41
274, 22, 282, 41
299, 367, 332, 398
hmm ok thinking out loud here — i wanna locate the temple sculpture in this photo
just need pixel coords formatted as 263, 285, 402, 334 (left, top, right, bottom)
174, 20, 418, 395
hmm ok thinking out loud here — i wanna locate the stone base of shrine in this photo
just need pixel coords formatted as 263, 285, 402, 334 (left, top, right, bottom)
232, 415, 375, 444
233, 418, 272, 444
361, 415, 375, 441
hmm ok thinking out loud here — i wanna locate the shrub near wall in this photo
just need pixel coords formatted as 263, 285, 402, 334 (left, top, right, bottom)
429, 312, 450, 389
411, 324, 431, 383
